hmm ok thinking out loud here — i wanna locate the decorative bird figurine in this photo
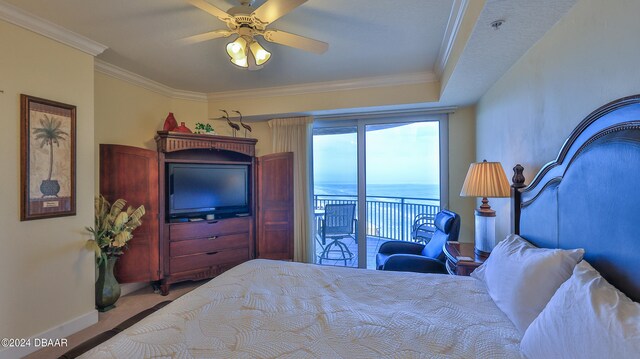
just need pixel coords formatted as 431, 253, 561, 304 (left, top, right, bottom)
220, 109, 240, 137
233, 110, 252, 138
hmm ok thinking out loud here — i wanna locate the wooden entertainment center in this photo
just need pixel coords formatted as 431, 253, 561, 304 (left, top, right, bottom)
100, 132, 293, 295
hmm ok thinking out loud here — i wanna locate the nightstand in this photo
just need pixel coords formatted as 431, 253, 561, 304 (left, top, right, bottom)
443, 241, 488, 276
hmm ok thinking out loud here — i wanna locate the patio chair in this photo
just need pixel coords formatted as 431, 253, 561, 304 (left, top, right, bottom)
317, 204, 358, 266
411, 213, 436, 244
375, 210, 460, 273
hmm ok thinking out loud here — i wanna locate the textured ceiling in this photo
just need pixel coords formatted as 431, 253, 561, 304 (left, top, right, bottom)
4, 0, 454, 93
440, 0, 578, 106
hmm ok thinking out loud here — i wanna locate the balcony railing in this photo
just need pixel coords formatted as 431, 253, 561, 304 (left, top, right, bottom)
314, 194, 440, 242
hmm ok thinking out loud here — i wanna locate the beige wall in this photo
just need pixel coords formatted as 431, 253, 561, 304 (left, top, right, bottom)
0, 20, 96, 340
95, 73, 171, 151
94, 73, 210, 190
170, 98, 209, 128
93, 72, 274, 201
476, 0, 640, 241
94, 73, 210, 150
207, 81, 444, 168
448, 106, 476, 242
208, 82, 441, 118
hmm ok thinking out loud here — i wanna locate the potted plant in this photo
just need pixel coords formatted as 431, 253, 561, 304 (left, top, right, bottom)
194, 122, 215, 134
86, 195, 145, 311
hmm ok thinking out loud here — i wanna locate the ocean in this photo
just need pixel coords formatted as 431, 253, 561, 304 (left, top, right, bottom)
314, 183, 440, 200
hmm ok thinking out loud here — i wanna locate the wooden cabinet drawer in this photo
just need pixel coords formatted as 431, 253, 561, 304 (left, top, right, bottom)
170, 247, 249, 274
170, 233, 249, 257
169, 217, 250, 241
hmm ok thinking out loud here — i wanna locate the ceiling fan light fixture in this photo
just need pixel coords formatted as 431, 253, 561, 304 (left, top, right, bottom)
187, 0, 329, 71
226, 36, 248, 60
249, 40, 271, 66
230, 56, 249, 68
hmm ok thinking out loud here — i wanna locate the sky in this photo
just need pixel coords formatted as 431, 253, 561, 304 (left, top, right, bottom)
313, 122, 440, 185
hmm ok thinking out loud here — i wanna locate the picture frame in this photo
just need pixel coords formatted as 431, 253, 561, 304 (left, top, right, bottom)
20, 94, 76, 221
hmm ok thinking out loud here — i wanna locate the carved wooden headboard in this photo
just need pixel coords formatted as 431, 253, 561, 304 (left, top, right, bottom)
511, 95, 640, 302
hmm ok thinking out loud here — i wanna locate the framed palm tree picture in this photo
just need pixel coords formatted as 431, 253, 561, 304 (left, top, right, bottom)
20, 94, 76, 220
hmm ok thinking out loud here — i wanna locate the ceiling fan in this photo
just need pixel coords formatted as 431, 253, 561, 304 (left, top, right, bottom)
183, 0, 329, 70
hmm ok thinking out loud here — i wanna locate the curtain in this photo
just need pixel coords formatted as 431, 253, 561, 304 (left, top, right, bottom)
268, 116, 314, 263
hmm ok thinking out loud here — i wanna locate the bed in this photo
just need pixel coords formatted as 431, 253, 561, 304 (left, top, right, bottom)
83, 260, 522, 358
81, 95, 640, 358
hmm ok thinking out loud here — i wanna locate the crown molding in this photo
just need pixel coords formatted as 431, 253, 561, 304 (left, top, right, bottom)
435, 0, 469, 76
94, 59, 208, 102
95, 59, 434, 104
0, 0, 107, 56
207, 71, 438, 102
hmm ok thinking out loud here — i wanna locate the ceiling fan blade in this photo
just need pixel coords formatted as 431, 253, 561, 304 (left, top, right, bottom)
252, 0, 307, 25
179, 30, 233, 45
187, 0, 232, 22
263, 29, 328, 54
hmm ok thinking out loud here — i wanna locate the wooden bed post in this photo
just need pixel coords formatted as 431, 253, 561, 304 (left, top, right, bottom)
510, 164, 526, 235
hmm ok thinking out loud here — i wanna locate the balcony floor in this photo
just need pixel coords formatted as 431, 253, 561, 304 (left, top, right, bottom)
314, 235, 394, 269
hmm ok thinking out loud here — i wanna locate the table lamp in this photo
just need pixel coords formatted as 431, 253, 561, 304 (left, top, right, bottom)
460, 160, 511, 256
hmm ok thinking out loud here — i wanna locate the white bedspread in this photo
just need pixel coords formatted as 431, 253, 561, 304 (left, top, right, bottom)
82, 259, 523, 358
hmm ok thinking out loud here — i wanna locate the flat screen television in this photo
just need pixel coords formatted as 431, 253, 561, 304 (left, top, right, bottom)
167, 163, 249, 218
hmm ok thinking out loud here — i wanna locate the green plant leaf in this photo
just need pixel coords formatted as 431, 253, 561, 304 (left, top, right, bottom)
89, 195, 146, 259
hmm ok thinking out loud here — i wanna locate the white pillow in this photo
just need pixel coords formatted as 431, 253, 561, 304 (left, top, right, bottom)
471, 234, 584, 333
521, 261, 640, 359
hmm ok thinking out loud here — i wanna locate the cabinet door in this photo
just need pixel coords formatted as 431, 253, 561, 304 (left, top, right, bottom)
100, 144, 160, 282
256, 152, 294, 260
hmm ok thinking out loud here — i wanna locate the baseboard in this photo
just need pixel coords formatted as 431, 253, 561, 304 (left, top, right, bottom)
120, 282, 149, 297
0, 310, 98, 359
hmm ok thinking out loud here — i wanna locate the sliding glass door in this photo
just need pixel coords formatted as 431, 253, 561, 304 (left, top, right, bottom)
312, 126, 359, 267
312, 115, 446, 269
364, 122, 441, 269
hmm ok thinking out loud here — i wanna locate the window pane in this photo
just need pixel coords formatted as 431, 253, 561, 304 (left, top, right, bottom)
365, 121, 440, 269
312, 127, 358, 267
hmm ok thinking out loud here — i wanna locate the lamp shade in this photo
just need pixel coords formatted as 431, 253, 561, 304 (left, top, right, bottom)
461, 160, 510, 255
229, 56, 248, 68
226, 36, 247, 60
249, 41, 271, 66
226, 36, 249, 68
460, 160, 510, 198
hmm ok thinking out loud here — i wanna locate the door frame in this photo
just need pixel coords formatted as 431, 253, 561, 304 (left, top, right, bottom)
313, 112, 450, 268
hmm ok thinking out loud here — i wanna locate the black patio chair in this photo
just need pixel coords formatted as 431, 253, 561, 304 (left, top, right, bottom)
411, 213, 436, 244
317, 204, 358, 266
